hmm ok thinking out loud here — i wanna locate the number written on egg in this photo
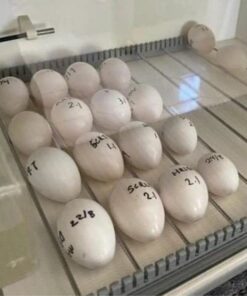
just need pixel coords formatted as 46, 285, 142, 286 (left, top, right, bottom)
64, 67, 76, 80
143, 191, 158, 200
128, 181, 150, 194
205, 154, 224, 164
184, 176, 201, 186
70, 210, 95, 227
58, 231, 74, 257
26, 161, 38, 176
0, 79, 10, 86
89, 135, 117, 150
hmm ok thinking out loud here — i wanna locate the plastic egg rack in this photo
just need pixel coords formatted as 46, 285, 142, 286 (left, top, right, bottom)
1, 35, 247, 296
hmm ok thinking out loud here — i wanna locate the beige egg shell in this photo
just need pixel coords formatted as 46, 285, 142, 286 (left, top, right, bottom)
30, 69, 68, 108
8, 111, 52, 155
161, 116, 197, 155
128, 84, 163, 123
57, 198, 116, 269
65, 62, 100, 99
118, 121, 162, 170
197, 152, 239, 197
159, 165, 208, 223
51, 97, 93, 147
216, 45, 247, 70
26, 147, 81, 202
109, 178, 165, 242
73, 132, 124, 181
99, 58, 131, 93
90, 89, 131, 131
188, 24, 215, 54
0, 77, 29, 117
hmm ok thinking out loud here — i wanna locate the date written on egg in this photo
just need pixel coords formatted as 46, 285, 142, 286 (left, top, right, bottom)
89, 134, 117, 150
26, 161, 38, 176
205, 154, 224, 164
70, 210, 96, 227
58, 231, 74, 257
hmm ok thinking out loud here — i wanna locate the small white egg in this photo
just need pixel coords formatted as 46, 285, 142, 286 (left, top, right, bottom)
127, 84, 163, 123
216, 45, 247, 70
99, 58, 131, 93
0, 77, 29, 116
26, 147, 81, 202
65, 62, 100, 99
57, 198, 116, 269
90, 89, 131, 131
159, 165, 208, 223
30, 69, 68, 108
8, 111, 52, 155
73, 132, 124, 181
109, 178, 165, 242
118, 121, 162, 170
161, 116, 197, 155
187, 24, 215, 54
51, 97, 93, 147
197, 152, 239, 197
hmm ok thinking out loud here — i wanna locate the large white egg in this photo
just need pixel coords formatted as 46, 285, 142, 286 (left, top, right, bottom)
0, 77, 29, 116
51, 97, 93, 147
159, 165, 208, 223
118, 121, 162, 170
57, 198, 116, 269
188, 24, 215, 54
161, 116, 197, 155
26, 147, 81, 202
90, 89, 131, 131
73, 132, 124, 181
127, 84, 163, 123
65, 62, 100, 99
109, 178, 165, 242
216, 45, 247, 70
30, 69, 68, 108
99, 58, 131, 93
8, 111, 52, 155
197, 152, 239, 197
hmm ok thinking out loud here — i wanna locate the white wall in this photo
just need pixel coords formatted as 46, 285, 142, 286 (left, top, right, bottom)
0, 0, 241, 68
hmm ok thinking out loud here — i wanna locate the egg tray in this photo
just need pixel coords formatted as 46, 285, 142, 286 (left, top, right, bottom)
1, 36, 247, 296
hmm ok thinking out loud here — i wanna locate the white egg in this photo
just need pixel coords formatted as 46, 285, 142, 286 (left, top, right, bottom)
51, 97, 93, 147
90, 89, 131, 131
159, 165, 208, 223
73, 132, 124, 181
99, 58, 131, 93
8, 111, 52, 155
187, 24, 215, 54
65, 62, 100, 99
57, 198, 116, 269
30, 69, 68, 108
118, 121, 162, 170
216, 45, 247, 70
127, 84, 163, 123
197, 152, 239, 197
26, 147, 81, 202
0, 77, 29, 117
161, 116, 197, 155
109, 178, 165, 242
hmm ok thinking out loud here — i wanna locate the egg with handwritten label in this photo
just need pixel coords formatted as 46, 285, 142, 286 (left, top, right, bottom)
109, 178, 165, 242
51, 97, 93, 147
65, 62, 100, 99
118, 121, 162, 170
99, 58, 131, 93
26, 147, 81, 202
0, 77, 30, 117
187, 24, 215, 54
197, 153, 239, 197
30, 69, 68, 108
159, 165, 208, 223
73, 132, 124, 181
8, 111, 52, 155
90, 89, 131, 131
57, 198, 116, 269
161, 116, 197, 155
127, 84, 163, 123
